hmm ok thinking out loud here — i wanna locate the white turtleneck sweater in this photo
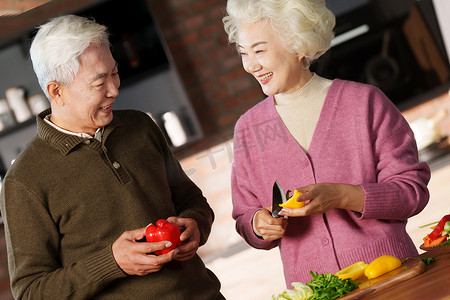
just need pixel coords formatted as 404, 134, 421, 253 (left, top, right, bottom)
274, 74, 332, 151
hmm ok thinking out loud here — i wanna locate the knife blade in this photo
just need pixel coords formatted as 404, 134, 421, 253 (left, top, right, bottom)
272, 181, 287, 218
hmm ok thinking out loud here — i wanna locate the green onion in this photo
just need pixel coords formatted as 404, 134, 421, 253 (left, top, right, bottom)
419, 221, 439, 228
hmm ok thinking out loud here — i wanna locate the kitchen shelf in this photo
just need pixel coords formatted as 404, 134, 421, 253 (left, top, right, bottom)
0, 118, 35, 138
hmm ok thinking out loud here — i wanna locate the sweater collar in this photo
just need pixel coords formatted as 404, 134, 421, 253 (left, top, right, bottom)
274, 73, 318, 106
264, 79, 342, 155
36, 109, 121, 156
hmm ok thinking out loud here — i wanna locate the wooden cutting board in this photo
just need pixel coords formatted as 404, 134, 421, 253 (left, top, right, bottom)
340, 258, 426, 299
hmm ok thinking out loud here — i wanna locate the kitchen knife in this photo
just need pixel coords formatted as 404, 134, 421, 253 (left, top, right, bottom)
272, 181, 287, 218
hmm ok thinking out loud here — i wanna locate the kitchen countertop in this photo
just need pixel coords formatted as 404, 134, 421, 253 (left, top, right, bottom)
361, 251, 450, 299
427, 152, 450, 172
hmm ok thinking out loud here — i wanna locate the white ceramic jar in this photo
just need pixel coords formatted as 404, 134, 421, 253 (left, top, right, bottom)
162, 111, 187, 147
5, 87, 32, 123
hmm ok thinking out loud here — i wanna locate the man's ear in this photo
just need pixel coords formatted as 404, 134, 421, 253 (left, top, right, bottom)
47, 81, 64, 105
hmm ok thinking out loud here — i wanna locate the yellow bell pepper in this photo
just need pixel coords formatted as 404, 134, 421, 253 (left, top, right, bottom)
279, 190, 305, 208
335, 261, 368, 281
364, 255, 401, 279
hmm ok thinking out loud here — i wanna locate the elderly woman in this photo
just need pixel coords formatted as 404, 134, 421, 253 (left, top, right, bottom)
223, 0, 430, 285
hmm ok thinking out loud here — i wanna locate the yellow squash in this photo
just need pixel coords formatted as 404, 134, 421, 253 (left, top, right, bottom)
364, 255, 401, 279
335, 261, 368, 281
279, 190, 305, 208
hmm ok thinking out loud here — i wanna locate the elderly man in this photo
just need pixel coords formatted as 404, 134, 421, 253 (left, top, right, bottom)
0, 15, 224, 299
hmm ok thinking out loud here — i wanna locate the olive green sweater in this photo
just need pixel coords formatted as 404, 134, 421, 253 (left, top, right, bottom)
0, 109, 223, 299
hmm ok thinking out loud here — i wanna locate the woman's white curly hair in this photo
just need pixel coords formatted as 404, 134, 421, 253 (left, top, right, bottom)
223, 0, 336, 66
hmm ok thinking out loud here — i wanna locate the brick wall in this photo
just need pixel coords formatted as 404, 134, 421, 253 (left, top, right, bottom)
147, 0, 264, 158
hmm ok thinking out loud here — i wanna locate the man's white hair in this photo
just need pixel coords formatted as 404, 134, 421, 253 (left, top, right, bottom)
30, 14, 110, 99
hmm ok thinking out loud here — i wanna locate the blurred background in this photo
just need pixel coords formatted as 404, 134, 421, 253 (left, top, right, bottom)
0, 0, 450, 299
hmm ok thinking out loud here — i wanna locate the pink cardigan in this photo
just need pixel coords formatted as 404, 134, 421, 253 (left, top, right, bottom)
231, 79, 430, 286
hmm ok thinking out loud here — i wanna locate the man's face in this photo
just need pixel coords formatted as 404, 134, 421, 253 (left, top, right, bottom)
52, 44, 120, 135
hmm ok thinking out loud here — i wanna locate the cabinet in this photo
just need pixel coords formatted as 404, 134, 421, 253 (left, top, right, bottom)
0, 0, 203, 169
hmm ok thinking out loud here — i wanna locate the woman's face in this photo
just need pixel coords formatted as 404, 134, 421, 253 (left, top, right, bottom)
237, 21, 306, 96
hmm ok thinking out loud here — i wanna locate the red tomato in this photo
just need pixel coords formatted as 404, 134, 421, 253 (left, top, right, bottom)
145, 219, 182, 255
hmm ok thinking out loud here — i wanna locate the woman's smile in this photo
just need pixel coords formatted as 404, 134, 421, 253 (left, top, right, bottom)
258, 72, 273, 85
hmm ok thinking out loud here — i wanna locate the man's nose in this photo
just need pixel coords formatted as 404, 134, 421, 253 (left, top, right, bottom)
106, 79, 120, 98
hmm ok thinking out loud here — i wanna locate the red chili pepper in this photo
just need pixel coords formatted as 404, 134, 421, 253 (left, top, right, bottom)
429, 214, 450, 240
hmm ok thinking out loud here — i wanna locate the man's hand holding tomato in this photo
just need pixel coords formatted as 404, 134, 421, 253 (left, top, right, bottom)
111, 217, 200, 276
167, 216, 201, 261
111, 227, 178, 276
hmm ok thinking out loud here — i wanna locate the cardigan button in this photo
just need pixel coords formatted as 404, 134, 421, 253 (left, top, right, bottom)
84, 140, 91, 145
112, 161, 121, 169
322, 238, 329, 245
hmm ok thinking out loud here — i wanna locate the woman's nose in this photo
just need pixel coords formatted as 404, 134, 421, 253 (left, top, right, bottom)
245, 56, 262, 73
